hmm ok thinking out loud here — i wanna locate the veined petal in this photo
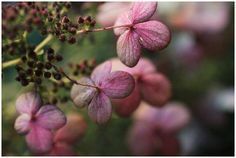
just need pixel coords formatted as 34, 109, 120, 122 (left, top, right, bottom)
88, 93, 112, 124
114, 12, 132, 36
129, 2, 157, 24
117, 30, 141, 67
14, 113, 31, 134
26, 125, 53, 154
134, 20, 171, 50
91, 61, 112, 85
100, 71, 135, 99
71, 77, 97, 108
16, 92, 41, 115
140, 73, 171, 106
35, 105, 66, 130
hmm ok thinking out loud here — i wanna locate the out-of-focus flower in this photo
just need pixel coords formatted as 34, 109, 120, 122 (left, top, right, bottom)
46, 113, 87, 156
96, 2, 131, 27
14, 92, 66, 154
128, 101, 190, 155
71, 61, 135, 124
111, 58, 171, 117
169, 2, 230, 33
114, 2, 171, 67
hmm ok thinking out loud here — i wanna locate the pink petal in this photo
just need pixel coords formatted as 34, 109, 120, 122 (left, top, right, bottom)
114, 12, 132, 36
88, 93, 112, 124
134, 20, 171, 50
14, 114, 31, 134
140, 73, 171, 106
100, 71, 135, 99
71, 77, 97, 108
117, 30, 141, 67
35, 105, 66, 130
26, 124, 53, 154
48, 142, 75, 156
113, 82, 141, 117
158, 102, 190, 133
91, 61, 112, 85
16, 92, 41, 115
129, 2, 157, 24
54, 113, 87, 144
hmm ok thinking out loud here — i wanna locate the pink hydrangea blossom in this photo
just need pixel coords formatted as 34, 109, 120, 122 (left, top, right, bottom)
111, 58, 171, 117
71, 61, 135, 124
14, 92, 66, 154
128, 101, 190, 155
114, 2, 171, 67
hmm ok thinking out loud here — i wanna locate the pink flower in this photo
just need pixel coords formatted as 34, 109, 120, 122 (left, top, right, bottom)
46, 113, 87, 156
114, 2, 171, 67
71, 61, 135, 124
128, 101, 190, 155
14, 92, 66, 154
111, 58, 171, 117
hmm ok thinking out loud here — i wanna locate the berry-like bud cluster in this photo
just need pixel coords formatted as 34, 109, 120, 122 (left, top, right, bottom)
68, 59, 96, 76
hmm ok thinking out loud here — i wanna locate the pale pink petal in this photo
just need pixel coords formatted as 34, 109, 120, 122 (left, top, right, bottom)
158, 102, 190, 133
100, 71, 135, 99
54, 113, 87, 144
134, 20, 171, 50
127, 122, 158, 155
88, 93, 112, 124
14, 113, 31, 134
26, 124, 53, 154
48, 142, 75, 156
35, 105, 66, 130
159, 133, 180, 156
113, 82, 141, 117
114, 12, 132, 36
140, 73, 171, 106
129, 2, 157, 24
16, 92, 41, 115
117, 30, 141, 67
71, 77, 97, 108
91, 61, 112, 85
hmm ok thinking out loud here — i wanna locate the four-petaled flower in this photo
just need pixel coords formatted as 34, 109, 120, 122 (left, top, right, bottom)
114, 2, 171, 67
14, 92, 66, 154
71, 61, 135, 124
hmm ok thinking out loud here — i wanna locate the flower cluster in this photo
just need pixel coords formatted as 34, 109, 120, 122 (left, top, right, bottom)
71, 61, 135, 124
114, 2, 171, 67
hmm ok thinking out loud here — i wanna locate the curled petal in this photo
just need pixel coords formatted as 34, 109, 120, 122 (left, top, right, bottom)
71, 77, 97, 108
91, 61, 112, 85
36, 105, 66, 130
113, 82, 141, 117
88, 93, 112, 124
48, 142, 75, 156
16, 92, 41, 115
14, 114, 31, 134
26, 125, 53, 154
114, 12, 132, 36
54, 113, 87, 144
140, 73, 171, 106
117, 30, 141, 67
129, 2, 157, 24
135, 20, 171, 50
100, 71, 135, 99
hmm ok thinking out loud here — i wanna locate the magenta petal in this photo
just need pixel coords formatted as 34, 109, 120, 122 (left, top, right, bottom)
88, 93, 112, 124
129, 2, 157, 24
71, 77, 97, 108
117, 30, 141, 67
159, 134, 180, 156
36, 105, 66, 130
26, 124, 53, 154
16, 92, 41, 115
49, 142, 75, 156
100, 71, 135, 99
140, 73, 171, 106
14, 114, 31, 134
114, 12, 132, 36
91, 61, 112, 85
134, 20, 171, 50
113, 82, 141, 117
